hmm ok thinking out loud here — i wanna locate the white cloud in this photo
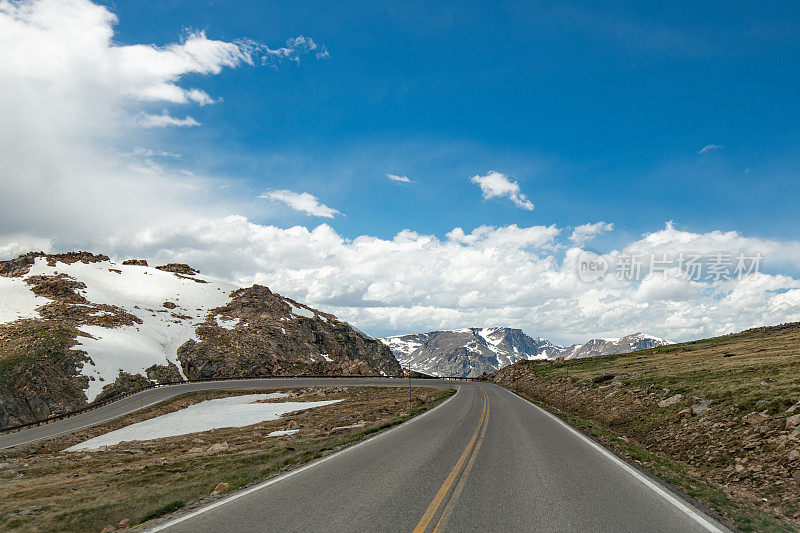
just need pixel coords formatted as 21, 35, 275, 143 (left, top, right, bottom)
260, 190, 340, 218
470, 171, 534, 210
698, 144, 725, 154
570, 221, 614, 246
0, 0, 324, 248
387, 173, 412, 183
137, 111, 199, 128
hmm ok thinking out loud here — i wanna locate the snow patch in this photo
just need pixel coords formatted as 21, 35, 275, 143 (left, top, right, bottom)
0, 275, 48, 324
66, 394, 342, 450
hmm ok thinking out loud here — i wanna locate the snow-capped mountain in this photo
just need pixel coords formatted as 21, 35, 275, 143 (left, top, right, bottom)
380, 328, 671, 377
561, 333, 671, 360
381, 327, 563, 377
0, 252, 400, 428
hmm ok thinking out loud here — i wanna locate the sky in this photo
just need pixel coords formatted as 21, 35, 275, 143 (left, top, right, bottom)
1, 0, 799, 344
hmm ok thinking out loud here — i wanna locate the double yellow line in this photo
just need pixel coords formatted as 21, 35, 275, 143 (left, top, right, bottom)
413, 387, 490, 533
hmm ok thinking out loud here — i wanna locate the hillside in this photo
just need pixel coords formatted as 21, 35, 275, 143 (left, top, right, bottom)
380, 328, 669, 377
491, 322, 800, 530
0, 252, 401, 428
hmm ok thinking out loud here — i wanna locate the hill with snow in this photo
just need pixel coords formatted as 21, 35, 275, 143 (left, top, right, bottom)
380, 328, 670, 377
0, 252, 400, 428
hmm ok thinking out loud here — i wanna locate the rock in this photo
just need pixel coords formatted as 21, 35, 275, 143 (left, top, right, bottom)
658, 394, 684, 407
122, 259, 148, 266
743, 412, 770, 425
786, 414, 800, 430
788, 403, 800, 415
156, 263, 198, 275
211, 482, 230, 495
0, 462, 9, 469
100, 526, 116, 533
790, 449, 800, 461
691, 399, 712, 416
678, 408, 693, 417
118, 518, 131, 529
187, 447, 204, 454
207, 442, 229, 454
162, 301, 177, 309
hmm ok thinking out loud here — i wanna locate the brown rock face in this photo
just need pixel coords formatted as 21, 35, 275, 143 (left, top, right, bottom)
177, 285, 402, 379
155, 263, 198, 275
121, 259, 148, 266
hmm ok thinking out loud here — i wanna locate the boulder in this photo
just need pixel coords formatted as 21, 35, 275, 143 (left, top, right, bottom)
212, 482, 230, 495
786, 414, 800, 430
118, 518, 131, 529
100, 526, 116, 533
658, 394, 683, 407
207, 442, 229, 454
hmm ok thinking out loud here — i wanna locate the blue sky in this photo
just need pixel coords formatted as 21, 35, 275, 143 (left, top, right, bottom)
101, 0, 800, 244
2, 0, 800, 342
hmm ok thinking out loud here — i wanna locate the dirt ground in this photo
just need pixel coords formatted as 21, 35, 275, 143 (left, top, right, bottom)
0, 385, 452, 532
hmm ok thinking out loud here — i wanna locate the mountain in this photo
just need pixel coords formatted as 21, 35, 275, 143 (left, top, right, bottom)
381, 327, 563, 377
380, 329, 670, 377
561, 333, 671, 359
0, 252, 401, 428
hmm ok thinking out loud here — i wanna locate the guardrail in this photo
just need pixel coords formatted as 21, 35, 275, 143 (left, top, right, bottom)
0, 373, 482, 434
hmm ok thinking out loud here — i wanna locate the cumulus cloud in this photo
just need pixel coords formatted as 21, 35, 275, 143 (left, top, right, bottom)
570, 221, 614, 246
0, 0, 325, 247
387, 173, 412, 183
470, 171, 534, 210
698, 144, 725, 154
260, 190, 341, 218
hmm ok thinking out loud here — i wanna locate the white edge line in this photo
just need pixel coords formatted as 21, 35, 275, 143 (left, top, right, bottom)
496, 385, 726, 533
147, 385, 461, 532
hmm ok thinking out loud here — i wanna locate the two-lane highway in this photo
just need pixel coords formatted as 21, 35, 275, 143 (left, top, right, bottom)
143, 381, 726, 533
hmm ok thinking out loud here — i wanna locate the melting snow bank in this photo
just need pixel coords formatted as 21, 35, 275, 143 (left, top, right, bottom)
66, 394, 341, 451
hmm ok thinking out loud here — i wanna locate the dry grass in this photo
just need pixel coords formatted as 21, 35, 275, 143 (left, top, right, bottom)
492, 323, 800, 532
0, 386, 453, 532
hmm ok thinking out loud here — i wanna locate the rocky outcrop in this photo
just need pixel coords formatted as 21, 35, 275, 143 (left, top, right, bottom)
178, 285, 401, 379
155, 263, 198, 275
0, 320, 89, 428
122, 259, 148, 266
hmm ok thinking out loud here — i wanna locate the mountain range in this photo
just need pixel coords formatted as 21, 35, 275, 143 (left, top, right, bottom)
380, 328, 670, 377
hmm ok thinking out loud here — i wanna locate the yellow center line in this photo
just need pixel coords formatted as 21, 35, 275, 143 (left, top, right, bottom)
432, 393, 490, 532
413, 388, 489, 533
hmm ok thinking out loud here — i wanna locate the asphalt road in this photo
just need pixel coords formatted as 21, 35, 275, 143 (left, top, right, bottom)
144, 381, 727, 533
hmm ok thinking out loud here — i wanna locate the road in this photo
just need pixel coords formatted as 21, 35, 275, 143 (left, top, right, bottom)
138, 380, 725, 533
2, 378, 725, 531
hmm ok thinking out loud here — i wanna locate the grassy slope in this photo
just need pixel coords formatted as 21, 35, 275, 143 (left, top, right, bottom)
491, 323, 800, 532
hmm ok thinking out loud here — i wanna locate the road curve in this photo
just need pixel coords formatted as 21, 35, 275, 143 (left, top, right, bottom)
149, 381, 726, 533
0, 377, 451, 450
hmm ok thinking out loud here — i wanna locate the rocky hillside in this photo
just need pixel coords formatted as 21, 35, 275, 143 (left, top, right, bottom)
380, 328, 669, 377
381, 327, 562, 376
0, 252, 401, 428
491, 323, 800, 531
561, 332, 670, 359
